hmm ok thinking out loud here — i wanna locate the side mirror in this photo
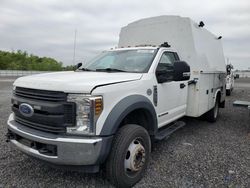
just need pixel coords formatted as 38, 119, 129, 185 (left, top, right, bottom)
75, 62, 82, 70
156, 69, 171, 83
173, 61, 190, 81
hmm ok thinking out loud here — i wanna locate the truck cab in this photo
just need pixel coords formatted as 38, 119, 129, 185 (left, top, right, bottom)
7, 16, 226, 187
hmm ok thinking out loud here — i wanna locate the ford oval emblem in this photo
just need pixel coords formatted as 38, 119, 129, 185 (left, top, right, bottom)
19, 103, 34, 117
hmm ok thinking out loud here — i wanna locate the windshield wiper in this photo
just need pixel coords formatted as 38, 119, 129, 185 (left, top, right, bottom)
95, 68, 127, 72
80, 67, 93, 71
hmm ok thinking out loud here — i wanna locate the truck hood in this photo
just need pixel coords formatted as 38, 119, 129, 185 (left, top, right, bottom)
14, 71, 143, 93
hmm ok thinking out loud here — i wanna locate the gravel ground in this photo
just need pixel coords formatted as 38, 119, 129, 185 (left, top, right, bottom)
0, 77, 249, 188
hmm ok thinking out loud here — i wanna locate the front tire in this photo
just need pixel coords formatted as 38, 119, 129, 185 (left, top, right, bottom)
105, 124, 151, 188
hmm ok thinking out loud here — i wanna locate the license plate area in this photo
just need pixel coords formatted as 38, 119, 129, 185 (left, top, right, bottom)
8, 130, 57, 157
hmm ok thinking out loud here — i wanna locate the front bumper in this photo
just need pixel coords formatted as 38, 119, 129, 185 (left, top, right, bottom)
7, 113, 112, 167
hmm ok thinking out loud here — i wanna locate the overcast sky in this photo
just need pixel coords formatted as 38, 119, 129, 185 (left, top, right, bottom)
0, 0, 249, 69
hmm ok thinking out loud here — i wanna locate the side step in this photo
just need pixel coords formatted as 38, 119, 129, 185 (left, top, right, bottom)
155, 121, 186, 140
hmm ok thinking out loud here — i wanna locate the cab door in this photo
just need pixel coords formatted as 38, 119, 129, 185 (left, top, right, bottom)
155, 51, 188, 128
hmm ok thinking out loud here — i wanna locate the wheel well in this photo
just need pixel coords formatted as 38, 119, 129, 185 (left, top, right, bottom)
120, 108, 155, 135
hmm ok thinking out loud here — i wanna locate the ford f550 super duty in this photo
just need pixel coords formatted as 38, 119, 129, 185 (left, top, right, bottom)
7, 16, 226, 187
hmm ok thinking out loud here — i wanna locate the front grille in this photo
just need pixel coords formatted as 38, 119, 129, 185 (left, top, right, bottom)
14, 87, 67, 102
12, 87, 76, 134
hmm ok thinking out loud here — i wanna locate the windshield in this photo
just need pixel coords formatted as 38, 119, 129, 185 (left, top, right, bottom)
85, 49, 158, 73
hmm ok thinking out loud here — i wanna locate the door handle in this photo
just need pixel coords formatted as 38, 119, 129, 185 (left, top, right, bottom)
180, 83, 186, 89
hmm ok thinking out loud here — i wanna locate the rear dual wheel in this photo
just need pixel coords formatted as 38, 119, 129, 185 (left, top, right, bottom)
105, 124, 151, 188
206, 97, 219, 122
226, 89, 231, 96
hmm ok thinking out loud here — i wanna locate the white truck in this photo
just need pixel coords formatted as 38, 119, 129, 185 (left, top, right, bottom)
7, 16, 226, 187
226, 64, 234, 96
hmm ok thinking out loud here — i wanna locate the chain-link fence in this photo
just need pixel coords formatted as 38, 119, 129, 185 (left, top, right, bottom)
235, 71, 250, 78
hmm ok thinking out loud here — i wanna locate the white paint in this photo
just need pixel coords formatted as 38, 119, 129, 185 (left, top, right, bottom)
13, 71, 142, 93
119, 15, 226, 73
226, 73, 234, 91
119, 15, 226, 118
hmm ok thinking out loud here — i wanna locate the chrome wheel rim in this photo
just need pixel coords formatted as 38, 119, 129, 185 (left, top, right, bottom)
124, 138, 146, 175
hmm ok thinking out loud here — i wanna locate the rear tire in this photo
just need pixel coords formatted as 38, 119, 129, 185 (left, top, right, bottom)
206, 97, 219, 122
105, 124, 151, 188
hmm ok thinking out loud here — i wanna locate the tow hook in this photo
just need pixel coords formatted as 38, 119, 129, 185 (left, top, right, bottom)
5, 131, 14, 142
38, 148, 50, 154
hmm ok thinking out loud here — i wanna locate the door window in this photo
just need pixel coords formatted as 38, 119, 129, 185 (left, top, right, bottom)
156, 52, 177, 82
159, 52, 176, 65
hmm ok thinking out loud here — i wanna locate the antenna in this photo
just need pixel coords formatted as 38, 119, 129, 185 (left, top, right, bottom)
198, 21, 205, 27
73, 29, 77, 66
160, 42, 171, 48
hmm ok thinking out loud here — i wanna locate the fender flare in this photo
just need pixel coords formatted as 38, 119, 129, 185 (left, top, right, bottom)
100, 95, 158, 136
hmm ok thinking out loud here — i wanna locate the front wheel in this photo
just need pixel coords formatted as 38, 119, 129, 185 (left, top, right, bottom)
105, 124, 151, 188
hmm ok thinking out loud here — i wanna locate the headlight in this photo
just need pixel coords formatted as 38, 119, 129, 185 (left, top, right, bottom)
67, 94, 103, 135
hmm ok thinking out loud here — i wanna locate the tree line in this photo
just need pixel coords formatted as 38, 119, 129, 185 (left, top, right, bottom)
0, 50, 74, 71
